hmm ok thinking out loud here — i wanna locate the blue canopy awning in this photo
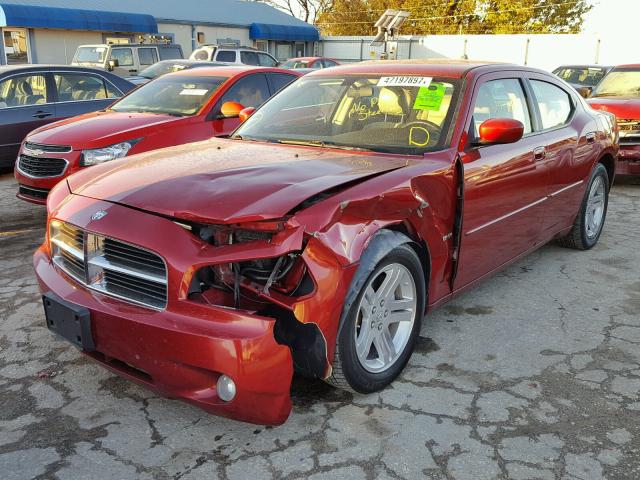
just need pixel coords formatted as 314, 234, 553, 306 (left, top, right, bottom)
250, 22, 319, 42
0, 3, 157, 33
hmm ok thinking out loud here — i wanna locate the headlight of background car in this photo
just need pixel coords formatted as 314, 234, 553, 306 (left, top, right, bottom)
81, 139, 141, 166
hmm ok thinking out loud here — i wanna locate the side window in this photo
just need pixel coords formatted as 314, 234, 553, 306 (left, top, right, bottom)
530, 80, 573, 130
258, 53, 277, 67
54, 73, 110, 101
322, 60, 337, 68
240, 51, 259, 66
138, 48, 158, 66
219, 74, 270, 109
104, 81, 123, 99
0, 74, 47, 108
472, 78, 532, 138
159, 47, 182, 60
111, 48, 134, 67
216, 50, 236, 63
269, 73, 297, 94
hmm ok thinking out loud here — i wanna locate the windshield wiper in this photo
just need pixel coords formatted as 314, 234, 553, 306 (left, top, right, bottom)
276, 139, 374, 152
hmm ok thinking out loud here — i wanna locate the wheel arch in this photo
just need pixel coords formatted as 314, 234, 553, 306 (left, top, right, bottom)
597, 153, 616, 187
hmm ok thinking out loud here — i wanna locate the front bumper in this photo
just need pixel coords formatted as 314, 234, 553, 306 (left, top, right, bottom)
34, 246, 294, 425
618, 144, 640, 175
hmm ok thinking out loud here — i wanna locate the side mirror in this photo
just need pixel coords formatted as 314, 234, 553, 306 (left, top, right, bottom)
478, 118, 524, 145
239, 107, 255, 123
578, 86, 593, 99
108, 59, 119, 71
220, 101, 245, 118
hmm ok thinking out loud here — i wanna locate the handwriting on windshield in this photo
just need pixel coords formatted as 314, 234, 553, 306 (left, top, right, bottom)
349, 98, 381, 121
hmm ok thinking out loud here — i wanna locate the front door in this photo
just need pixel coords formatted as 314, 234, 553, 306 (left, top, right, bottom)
0, 72, 54, 168
455, 74, 548, 289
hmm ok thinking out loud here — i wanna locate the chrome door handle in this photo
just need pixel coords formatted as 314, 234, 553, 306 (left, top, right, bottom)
533, 146, 546, 160
32, 111, 53, 118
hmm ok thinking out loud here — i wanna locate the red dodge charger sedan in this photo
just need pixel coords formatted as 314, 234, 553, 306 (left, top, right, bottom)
15, 66, 299, 203
36, 61, 617, 425
588, 64, 640, 176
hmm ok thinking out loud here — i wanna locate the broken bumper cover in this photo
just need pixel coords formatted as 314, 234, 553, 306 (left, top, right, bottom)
34, 247, 294, 425
618, 145, 640, 175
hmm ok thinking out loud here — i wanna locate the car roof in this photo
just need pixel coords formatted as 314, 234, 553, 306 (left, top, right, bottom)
164, 65, 299, 78
0, 64, 111, 74
307, 59, 515, 79
555, 65, 611, 69
613, 64, 640, 69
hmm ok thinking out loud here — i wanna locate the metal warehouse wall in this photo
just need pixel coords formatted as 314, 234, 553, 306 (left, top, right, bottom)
320, 34, 630, 71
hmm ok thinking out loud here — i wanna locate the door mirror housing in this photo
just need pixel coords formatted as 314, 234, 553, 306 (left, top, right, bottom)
477, 118, 524, 145
239, 107, 255, 123
108, 59, 119, 71
578, 86, 593, 99
220, 101, 245, 118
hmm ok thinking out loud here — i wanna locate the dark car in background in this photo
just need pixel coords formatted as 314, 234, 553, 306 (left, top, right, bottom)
281, 57, 340, 70
553, 65, 612, 97
125, 60, 228, 85
0, 65, 134, 170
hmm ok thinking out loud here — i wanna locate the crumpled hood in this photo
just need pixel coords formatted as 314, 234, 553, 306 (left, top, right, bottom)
67, 138, 411, 223
28, 111, 181, 149
587, 97, 640, 119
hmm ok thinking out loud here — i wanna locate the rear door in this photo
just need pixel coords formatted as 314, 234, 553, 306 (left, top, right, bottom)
137, 47, 159, 70
52, 72, 122, 120
0, 71, 54, 167
455, 72, 549, 289
524, 75, 587, 235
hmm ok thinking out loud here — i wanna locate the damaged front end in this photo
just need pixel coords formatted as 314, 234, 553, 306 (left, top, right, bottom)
181, 216, 356, 381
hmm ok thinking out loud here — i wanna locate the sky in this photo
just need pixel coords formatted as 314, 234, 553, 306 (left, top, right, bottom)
583, 0, 640, 36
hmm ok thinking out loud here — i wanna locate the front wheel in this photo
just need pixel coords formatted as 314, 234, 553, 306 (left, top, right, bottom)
327, 244, 425, 393
557, 163, 609, 250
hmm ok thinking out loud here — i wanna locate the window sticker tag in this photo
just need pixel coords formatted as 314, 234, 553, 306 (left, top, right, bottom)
179, 88, 208, 96
378, 76, 432, 88
413, 83, 446, 111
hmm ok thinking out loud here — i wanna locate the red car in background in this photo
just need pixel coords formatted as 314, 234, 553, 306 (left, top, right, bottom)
15, 66, 300, 203
588, 64, 640, 175
36, 61, 617, 425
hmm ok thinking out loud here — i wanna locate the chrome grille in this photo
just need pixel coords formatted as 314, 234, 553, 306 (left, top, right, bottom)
18, 154, 67, 178
24, 142, 72, 153
49, 221, 168, 310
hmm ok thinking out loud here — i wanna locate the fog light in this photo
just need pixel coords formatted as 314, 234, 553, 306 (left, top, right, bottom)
217, 374, 236, 402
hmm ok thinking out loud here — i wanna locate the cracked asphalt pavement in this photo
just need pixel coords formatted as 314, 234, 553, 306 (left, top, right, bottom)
1, 172, 639, 480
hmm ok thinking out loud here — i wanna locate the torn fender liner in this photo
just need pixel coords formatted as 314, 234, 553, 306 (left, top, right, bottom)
336, 229, 415, 340
267, 305, 330, 379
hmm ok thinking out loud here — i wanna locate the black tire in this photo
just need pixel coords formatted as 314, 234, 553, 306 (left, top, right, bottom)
327, 244, 425, 393
557, 163, 609, 250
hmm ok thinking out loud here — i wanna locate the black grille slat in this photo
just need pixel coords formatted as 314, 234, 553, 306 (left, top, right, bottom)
103, 252, 166, 276
59, 249, 85, 279
18, 155, 67, 177
104, 270, 166, 296
18, 185, 50, 199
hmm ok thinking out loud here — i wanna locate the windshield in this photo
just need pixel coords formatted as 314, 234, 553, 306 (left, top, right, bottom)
110, 76, 226, 116
555, 67, 607, 87
281, 60, 310, 69
234, 75, 460, 154
592, 69, 640, 98
74, 46, 107, 64
139, 61, 190, 79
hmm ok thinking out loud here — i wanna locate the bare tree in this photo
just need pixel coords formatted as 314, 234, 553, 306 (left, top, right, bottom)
254, 0, 332, 23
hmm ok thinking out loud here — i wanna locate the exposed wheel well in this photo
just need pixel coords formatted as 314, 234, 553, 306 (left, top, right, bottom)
598, 154, 615, 187
385, 223, 431, 302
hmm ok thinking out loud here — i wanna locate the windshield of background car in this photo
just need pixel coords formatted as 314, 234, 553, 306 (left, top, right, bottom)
139, 62, 191, 79
110, 76, 226, 116
73, 47, 107, 64
555, 67, 607, 87
235, 75, 460, 154
281, 60, 310, 69
592, 68, 640, 98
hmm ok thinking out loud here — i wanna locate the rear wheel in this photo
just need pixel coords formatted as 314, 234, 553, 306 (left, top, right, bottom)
557, 163, 609, 250
327, 245, 425, 393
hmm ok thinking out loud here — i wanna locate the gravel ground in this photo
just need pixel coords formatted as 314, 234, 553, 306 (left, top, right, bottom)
0, 172, 639, 480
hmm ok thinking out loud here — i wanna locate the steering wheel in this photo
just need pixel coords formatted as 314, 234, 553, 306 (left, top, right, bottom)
399, 120, 442, 147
